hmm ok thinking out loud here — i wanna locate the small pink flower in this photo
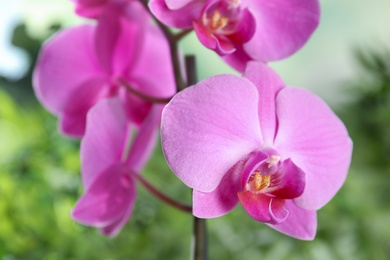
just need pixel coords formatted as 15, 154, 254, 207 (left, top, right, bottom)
149, 0, 320, 71
72, 98, 162, 236
33, 1, 175, 137
161, 62, 352, 240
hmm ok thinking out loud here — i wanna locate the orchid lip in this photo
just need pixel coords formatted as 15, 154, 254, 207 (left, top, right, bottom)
240, 150, 306, 201
238, 152, 305, 225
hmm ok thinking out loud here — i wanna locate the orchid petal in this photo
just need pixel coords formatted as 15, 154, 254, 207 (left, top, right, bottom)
161, 75, 263, 192
95, 3, 145, 76
268, 159, 305, 199
191, 27, 236, 56
126, 25, 176, 98
33, 25, 104, 116
222, 45, 252, 73
125, 104, 162, 172
149, 0, 203, 28
81, 98, 129, 189
123, 0, 151, 20
72, 164, 135, 228
165, 0, 194, 10
244, 62, 284, 145
238, 192, 288, 224
226, 8, 256, 45
193, 160, 245, 218
100, 195, 135, 237
119, 87, 152, 126
244, 0, 320, 61
214, 35, 236, 55
193, 21, 217, 51
274, 87, 352, 210
59, 77, 107, 137
267, 200, 317, 240
73, 0, 109, 18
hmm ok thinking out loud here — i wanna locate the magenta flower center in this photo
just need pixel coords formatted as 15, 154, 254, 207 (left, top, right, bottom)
246, 172, 271, 192
201, 0, 243, 35
245, 155, 281, 194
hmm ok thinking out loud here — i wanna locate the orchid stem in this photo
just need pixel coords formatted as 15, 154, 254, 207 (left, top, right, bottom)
185, 55, 208, 260
139, 2, 208, 257
174, 29, 192, 43
185, 55, 197, 87
135, 174, 192, 214
141, 0, 186, 92
191, 217, 208, 260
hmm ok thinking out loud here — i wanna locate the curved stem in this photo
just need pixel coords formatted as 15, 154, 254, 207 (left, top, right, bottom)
119, 78, 173, 103
173, 29, 193, 42
138, 3, 207, 258
135, 174, 192, 214
141, 0, 187, 92
155, 21, 186, 92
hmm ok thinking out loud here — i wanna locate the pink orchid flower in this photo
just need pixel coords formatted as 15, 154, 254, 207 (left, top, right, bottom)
149, 0, 320, 71
33, 1, 175, 137
72, 98, 162, 236
161, 62, 352, 240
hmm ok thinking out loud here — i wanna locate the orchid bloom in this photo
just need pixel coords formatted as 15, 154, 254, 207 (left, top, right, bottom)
161, 62, 352, 240
33, 1, 175, 137
72, 98, 162, 236
149, 0, 320, 71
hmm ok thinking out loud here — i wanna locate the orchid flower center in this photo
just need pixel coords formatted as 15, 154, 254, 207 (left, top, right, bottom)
208, 10, 229, 31
246, 172, 271, 192
201, 0, 242, 35
245, 155, 281, 194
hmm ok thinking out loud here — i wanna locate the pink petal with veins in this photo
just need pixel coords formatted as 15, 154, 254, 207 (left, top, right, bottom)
161, 74, 263, 192
72, 164, 136, 232
274, 87, 353, 210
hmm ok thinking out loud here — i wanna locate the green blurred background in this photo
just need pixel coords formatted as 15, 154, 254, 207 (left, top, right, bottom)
1, 0, 390, 259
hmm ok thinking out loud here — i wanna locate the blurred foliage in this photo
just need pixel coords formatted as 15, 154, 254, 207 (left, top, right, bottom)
340, 48, 390, 170
1, 22, 390, 260
0, 22, 60, 107
0, 88, 193, 259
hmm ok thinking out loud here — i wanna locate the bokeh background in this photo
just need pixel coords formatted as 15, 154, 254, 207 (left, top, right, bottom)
1, 0, 390, 259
